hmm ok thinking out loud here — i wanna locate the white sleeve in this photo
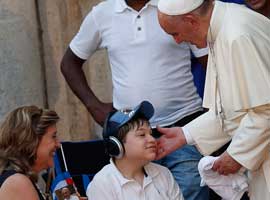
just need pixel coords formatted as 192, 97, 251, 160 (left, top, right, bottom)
69, 10, 102, 60
189, 44, 208, 58
227, 106, 270, 171
184, 110, 231, 155
182, 127, 196, 145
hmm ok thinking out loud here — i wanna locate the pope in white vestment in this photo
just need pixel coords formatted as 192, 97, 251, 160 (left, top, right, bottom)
157, 1, 270, 199
185, 3, 270, 198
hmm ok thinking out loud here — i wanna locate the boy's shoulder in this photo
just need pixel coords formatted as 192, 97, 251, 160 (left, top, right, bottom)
144, 162, 176, 190
86, 163, 119, 197
92, 163, 115, 181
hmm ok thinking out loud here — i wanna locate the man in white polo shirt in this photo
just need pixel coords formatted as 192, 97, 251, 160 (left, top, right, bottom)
60, 0, 208, 199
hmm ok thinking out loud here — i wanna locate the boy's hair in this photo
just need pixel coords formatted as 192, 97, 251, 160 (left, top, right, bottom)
117, 117, 150, 143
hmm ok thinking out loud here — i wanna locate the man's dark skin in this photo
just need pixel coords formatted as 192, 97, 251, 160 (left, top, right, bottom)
245, 0, 270, 18
60, 0, 208, 126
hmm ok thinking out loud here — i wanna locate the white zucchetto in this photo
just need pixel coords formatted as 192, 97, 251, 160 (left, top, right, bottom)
158, 0, 204, 15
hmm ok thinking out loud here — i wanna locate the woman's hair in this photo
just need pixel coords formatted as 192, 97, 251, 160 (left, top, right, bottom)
0, 105, 59, 180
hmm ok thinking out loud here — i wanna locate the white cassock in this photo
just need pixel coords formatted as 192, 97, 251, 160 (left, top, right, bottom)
184, 2, 270, 199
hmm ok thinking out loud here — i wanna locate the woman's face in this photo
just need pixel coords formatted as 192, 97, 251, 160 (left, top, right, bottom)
33, 124, 60, 172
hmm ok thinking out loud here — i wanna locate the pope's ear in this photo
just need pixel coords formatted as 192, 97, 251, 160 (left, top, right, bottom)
182, 14, 200, 28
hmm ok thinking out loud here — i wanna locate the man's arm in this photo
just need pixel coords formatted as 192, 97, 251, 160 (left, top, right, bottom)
155, 117, 242, 176
156, 109, 231, 159
212, 151, 242, 175
156, 126, 187, 160
213, 106, 270, 175
61, 47, 114, 126
226, 106, 270, 170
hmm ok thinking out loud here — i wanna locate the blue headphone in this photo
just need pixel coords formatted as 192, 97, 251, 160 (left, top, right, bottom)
102, 111, 125, 158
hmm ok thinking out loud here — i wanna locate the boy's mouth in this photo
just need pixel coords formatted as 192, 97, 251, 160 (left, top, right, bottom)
145, 145, 157, 150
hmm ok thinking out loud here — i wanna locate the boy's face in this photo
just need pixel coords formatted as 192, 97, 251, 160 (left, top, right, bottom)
123, 122, 157, 162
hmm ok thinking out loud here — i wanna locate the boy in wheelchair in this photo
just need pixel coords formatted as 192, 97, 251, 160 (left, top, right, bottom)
86, 101, 184, 200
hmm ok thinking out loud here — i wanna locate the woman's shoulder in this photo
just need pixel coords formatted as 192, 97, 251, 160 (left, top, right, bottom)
3, 172, 32, 185
0, 173, 38, 199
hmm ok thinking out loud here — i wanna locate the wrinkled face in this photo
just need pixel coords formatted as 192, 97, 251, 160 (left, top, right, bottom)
245, 0, 266, 10
123, 122, 157, 163
34, 125, 60, 172
158, 11, 207, 48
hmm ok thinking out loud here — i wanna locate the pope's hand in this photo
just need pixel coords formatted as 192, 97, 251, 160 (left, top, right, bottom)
155, 126, 187, 160
212, 151, 242, 175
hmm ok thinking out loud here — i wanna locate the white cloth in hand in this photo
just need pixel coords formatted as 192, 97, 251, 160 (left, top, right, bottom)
198, 156, 248, 200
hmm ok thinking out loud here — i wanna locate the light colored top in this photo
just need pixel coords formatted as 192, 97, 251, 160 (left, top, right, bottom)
86, 160, 184, 200
198, 156, 248, 200
70, 0, 208, 127
64, 195, 80, 200
184, 0, 270, 195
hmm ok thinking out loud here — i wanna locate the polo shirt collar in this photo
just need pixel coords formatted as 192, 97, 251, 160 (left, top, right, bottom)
144, 162, 159, 178
143, 162, 160, 187
109, 159, 160, 187
114, 0, 158, 13
110, 159, 130, 186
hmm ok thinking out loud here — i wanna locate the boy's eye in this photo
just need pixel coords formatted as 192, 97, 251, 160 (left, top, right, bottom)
137, 131, 145, 137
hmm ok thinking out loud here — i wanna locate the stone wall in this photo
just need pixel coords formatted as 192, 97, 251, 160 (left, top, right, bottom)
0, 0, 45, 120
0, 0, 112, 141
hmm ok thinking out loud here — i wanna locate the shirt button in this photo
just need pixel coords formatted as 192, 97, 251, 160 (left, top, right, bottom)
137, 15, 141, 19
137, 27, 142, 31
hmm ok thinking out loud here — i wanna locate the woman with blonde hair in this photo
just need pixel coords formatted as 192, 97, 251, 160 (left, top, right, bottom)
0, 106, 60, 200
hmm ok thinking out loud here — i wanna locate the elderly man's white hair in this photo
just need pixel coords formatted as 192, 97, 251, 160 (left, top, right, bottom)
158, 0, 204, 15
